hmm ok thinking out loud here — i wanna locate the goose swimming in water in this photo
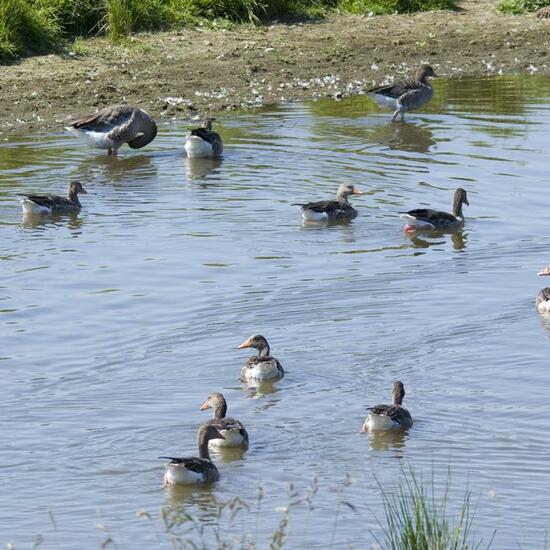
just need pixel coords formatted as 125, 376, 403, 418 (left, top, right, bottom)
160, 424, 224, 486
367, 65, 437, 122
536, 266, 550, 312
20, 180, 87, 215
200, 392, 249, 448
362, 380, 413, 433
67, 105, 157, 155
401, 188, 469, 233
295, 184, 364, 223
184, 118, 223, 158
238, 334, 284, 381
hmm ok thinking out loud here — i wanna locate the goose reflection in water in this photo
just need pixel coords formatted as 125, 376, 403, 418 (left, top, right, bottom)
163, 481, 219, 513
367, 428, 409, 452
370, 122, 436, 154
76, 154, 158, 184
21, 212, 84, 231
186, 156, 223, 180
241, 378, 280, 400
407, 229, 467, 251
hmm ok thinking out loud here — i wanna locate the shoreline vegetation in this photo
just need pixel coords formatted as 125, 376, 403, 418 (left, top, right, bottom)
0, 0, 549, 134
1, 0, 460, 60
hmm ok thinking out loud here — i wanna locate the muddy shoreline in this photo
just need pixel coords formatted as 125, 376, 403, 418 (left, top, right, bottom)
0, 0, 548, 135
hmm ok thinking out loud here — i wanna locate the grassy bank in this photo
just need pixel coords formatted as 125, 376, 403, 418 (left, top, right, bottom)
0, 0, 457, 61
497, 0, 550, 14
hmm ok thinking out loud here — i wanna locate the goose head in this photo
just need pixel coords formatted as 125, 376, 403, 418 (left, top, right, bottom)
238, 334, 270, 354
416, 65, 438, 81
202, 117, 215, 131
200, 392, 227, 415
336, 183, 364, 201
392, 380, 406, 406
69, 180, 87, 196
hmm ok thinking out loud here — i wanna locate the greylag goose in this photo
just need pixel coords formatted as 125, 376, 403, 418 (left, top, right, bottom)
238, 335, 284, 381
367, 65, 437, 122
295, 183, 364, 223
362, 381, 413, 432
67, 105, 157, 155
160, 424, 224, 485
536, 266, 550, 312
20, 180, 87, 215
185, 118, 223, 158
401, 188, 469, 233
200, 392, 249, 448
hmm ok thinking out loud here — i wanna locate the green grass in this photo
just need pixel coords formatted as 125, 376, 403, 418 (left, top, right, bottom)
0, 0, 459, 61
371, 467, 495, 550
497, 0, 550, 13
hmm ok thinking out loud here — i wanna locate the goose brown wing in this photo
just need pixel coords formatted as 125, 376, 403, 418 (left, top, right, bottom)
301, 200, 342, 213
368, 78, 421, 99
406, 208, 457, 224
159, 456, 209, 474
25, 194, 72, 208
71, 105, 134, 132
191, 128, 221, 145
367, 404, 402, 420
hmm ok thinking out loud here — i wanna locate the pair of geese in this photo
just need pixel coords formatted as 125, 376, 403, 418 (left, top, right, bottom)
162, 334, 412, 485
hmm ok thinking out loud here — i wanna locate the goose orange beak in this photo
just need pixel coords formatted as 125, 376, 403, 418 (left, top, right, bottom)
238, 338, 252, 349
352, 188, 365, 195
538, 266, 550, 276
200, 401, 211, 410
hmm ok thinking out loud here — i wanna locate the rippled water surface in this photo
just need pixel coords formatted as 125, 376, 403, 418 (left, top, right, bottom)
2, 76, 550, 549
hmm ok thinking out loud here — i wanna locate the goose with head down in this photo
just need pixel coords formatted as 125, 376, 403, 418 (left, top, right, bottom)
20, 180, 87, 215
367, 65, 437, 122
200, 392, 249, 448
159, 424, 224, 486
185, 118, 223, 158
295, 183, 365, 223
361, 381, 413, 433
401, 188, 469, 234
67, 105, 157, 156
238, 334, 284, 381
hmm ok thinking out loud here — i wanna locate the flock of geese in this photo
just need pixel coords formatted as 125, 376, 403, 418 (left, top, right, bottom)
16, 64, 550, 484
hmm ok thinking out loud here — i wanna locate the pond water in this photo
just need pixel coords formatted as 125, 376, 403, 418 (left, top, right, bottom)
2, 76, 550, 549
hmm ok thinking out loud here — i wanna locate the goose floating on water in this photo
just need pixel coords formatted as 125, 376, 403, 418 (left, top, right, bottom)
401, 188, 469, 233
362, 381, 413, 433
200, 392, 249, 448
67, 105, 157, 155
367, 65, 437, 122
238, 335, 284, 381
536, 266, 550, 312
295, 184, 364, 223
20, 180, 87, 215
160, 424, 224, 486
185, 118, 223, 158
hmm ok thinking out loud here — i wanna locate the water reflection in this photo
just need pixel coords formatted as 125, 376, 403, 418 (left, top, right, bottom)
241, 379, 280, 399
186, 157, 223, 180
370, 122, 435, 153
366, 429, 409, 452
406, 229, 467, 251
164, 482, 218, 514
20, 212, 84, 231
209, 446, 247, 463
76, 154, 157, 184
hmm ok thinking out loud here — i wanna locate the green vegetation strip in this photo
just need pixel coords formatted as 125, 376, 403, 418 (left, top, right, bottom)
0, 0, 457, 61
497, 0, 550, 13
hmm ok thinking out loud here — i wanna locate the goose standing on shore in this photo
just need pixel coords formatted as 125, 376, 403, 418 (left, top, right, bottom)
362, 381, 413, 433
20, 180, 87, 215
238, 335, 284, 381
536, 266, 550, 312
295, 183, 364, 223
367, 65, 437, 122
159, 425, 224, 486
67, 105, 157, 155
401, 188, 469, 233
200, 392, 249, 448
185, 118, 223, 158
